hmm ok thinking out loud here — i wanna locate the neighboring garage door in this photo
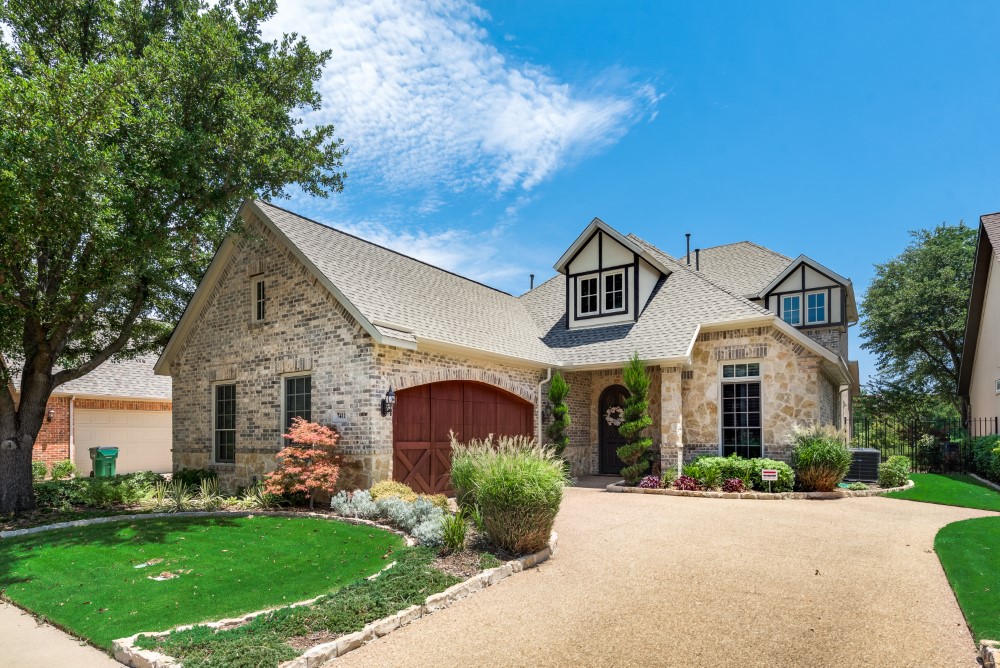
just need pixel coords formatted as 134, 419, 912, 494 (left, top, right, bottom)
393, 381, 534, 495
74, 409, 172, 475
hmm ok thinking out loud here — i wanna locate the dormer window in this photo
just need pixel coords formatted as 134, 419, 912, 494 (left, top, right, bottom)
579, 275, 599, 314
806, 291, 826, 324
782, 295, 801, 326
604, 271, 625, 312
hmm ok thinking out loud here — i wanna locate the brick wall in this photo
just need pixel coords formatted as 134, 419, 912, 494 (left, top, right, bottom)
32, 396, 71, 466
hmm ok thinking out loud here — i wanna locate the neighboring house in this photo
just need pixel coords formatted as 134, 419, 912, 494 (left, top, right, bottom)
959, 213, 1000, 425
155, 201, 858, 493
10, 357, 172, 475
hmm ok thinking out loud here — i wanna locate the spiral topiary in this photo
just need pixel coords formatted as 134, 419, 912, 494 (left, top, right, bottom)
617, 352, 654, 485
545, 371, 571, 459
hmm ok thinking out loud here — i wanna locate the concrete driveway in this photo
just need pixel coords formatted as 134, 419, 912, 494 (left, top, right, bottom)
334, 483, 991, 668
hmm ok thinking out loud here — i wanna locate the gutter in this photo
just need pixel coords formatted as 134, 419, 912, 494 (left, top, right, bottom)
537, 368, 552, 444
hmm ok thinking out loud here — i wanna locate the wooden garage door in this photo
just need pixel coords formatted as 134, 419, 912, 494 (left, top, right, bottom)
393, 381, 534, 495
74, 409, 172, 475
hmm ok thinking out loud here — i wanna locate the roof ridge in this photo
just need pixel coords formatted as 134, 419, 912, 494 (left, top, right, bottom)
518, 273, 561, 298
255, 200, 516, 298
629, 235, 771, 316
697, 239, 792, 262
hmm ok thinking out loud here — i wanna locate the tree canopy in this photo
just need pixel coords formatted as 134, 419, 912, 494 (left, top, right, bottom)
860, 223, 977, 414
0, 0, 346, 512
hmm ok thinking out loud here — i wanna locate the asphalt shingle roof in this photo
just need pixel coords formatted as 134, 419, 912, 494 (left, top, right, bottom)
687, 241, 792, 297
12, 356, 171, 400
256, 201, 556, 364
983, 212, 1000, 258
253, 202, 791, 369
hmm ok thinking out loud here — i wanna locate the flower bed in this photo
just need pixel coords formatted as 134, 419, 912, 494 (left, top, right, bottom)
606, 479, 914, 499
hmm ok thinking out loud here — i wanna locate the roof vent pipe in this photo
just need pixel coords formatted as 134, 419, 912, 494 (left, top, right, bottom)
695, 248, 700, 271
685, 233, 691, 265
530, 273, 535, 290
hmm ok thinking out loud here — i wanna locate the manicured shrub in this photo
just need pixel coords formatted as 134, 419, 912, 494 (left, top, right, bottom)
638, 474, 662, 489
972, 435, 1000, 483
50, 459, 77, 480
31, 461, 47, 482
673, 475, 700, 491
265, 418, 341, 509
173, 468, 217, 488
370, 480, 418, 503
790, 425, 852, 492
722, 478, 746, 493
847, 482, 868, 491
34, 473, 158, 509
617, 353, 654, 485
451, 434, 567, 554
411, 518, 444, 547
545, 370, 571, 459
690, 455, 794, 492
878, 455, 910, 488
422, 493, 449, 510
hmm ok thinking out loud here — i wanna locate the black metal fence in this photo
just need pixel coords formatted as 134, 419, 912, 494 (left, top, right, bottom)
851, 415, 1000, 473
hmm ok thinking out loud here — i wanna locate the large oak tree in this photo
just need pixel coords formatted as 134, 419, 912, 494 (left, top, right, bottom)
860, 223, 977, 416
0, 0, 346, 513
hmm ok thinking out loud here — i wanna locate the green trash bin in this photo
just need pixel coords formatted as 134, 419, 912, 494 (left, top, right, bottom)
89, 446, 119, 477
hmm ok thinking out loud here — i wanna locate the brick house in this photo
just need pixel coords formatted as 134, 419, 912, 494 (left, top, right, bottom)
11, 357, 172, 475
155, 200, 858, 492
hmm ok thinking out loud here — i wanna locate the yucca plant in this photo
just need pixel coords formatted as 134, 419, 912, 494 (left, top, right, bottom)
147, 480, 170, 510
198, 477, 223, 510
168, 479, 192, 512
238, 483, 280, 510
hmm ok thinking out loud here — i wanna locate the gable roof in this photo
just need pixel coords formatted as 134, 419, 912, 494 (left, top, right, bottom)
553, 217, 671, 276
12, 356, 170, 401
688, 241, 792, 298
959, 212, 1000, 397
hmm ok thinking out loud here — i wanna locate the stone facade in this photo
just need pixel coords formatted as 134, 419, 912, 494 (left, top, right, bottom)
560, 326, 841, 477
169, 218, 545, 491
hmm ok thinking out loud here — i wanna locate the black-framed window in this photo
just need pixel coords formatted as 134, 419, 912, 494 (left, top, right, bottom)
284, 375, 312, 431
214, 384, 236, 463
579, 276, 598, 314
721, 363, 761, 458
604, 271, 624, 311
254, 279, 266, 321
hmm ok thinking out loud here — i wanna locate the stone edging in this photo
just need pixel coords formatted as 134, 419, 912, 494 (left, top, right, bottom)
969, 473, 1000, 494
111, 531, 558, 668
605, 479, 914, 499
982, 640, 1000, 668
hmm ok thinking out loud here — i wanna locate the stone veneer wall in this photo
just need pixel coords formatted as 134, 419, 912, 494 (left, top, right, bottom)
169, 211, 546, 491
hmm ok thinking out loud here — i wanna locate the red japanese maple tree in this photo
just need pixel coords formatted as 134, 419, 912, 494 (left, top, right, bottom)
264, 417, 341, 509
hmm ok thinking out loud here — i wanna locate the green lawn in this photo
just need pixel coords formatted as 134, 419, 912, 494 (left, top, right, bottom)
0, 515, 403, 649
884, 473, 1000, 511
936, 517, 1000, 642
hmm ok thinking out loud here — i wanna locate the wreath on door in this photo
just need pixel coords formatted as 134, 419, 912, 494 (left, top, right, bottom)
604, 405, 625, 427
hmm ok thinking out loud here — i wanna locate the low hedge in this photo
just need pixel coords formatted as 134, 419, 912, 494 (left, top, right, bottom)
878, 455, 910, 488
34, 472, 165, 509
690, 455, 794, 493
973, 435, 1000, 484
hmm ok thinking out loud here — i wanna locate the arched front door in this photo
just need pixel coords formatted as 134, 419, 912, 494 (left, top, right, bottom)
392, 381, 534, 495
599, 384, 629, 475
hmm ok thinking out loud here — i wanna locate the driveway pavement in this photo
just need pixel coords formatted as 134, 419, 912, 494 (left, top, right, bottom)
0, 601, 119, 667
334, 484, 991, 668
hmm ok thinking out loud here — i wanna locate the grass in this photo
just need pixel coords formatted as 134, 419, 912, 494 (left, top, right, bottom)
0, 515, 403, 649
936, 517, 1000, 642
884, 473, 1000, 511
135, 548, 461, 668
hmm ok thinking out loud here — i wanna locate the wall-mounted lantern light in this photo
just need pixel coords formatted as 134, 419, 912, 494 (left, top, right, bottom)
47, 409, 55, 422
381, 386, 396, 417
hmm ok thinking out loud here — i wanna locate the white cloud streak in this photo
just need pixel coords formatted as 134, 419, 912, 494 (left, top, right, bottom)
265, 0, 659, 193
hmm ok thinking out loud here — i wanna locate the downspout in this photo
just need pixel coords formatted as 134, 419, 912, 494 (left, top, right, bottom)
68, 395, 76, 468
537, 368, 552, 444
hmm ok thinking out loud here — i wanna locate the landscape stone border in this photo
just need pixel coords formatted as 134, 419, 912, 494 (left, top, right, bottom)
981, 640, 1000, 668
606, 479, 914, 499
111, 531, 558, 668
970, 473, 1000, 494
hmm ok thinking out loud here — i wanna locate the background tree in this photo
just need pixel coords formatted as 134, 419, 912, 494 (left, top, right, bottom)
545, 371, 570, 460
0, 0, 346, 513
617, 353, 654, 485
265, 417, 341, 510
860, 223, 976, 415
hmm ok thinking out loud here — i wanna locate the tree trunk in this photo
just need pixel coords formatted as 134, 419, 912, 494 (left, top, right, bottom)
0, 426, 38, 514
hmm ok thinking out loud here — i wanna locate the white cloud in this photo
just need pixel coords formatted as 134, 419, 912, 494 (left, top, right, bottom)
264, 0, 659, 193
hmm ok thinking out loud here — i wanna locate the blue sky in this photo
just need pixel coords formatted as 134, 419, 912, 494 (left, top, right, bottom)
264, 1, 1000, 382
